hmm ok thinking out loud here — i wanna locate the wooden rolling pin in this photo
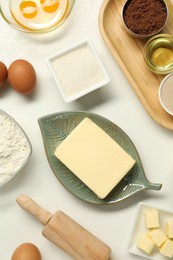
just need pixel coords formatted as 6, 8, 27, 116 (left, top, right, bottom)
17, 194, 111, 260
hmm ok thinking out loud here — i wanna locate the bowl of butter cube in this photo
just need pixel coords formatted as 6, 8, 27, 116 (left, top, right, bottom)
129, 203, 173, 259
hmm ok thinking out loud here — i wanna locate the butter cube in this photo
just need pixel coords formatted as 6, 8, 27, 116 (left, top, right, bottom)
137, 233, 155, 255
149, 229, 167, 247
54, 118, 135, 199
166, 221, 173, 239
160, 239, 173, 258
145, 209, 160, 229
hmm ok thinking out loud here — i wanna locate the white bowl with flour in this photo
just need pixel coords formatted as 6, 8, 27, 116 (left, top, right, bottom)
0, 109, 32, 187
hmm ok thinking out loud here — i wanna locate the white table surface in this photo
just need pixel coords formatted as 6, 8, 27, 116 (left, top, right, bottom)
1, 1, 173, 259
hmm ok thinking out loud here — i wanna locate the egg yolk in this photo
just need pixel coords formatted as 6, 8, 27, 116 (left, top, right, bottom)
40, 0, 59, 13
20, 1, 37, 19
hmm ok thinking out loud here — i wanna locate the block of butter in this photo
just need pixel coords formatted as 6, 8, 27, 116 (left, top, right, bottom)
149, 229, 167, 247
144, 209, 160, 229
166, 221, 173, 239
160, 239, 173, 258
137, 233, 155, 255
54, 118, 135, 199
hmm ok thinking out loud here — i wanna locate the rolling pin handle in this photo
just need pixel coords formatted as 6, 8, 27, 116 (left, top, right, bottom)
17, 194, 111, 259
17, 194, 52, 225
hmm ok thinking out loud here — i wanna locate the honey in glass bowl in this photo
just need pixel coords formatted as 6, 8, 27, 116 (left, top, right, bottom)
9, 0, 72, 32
144, 34, 173, 74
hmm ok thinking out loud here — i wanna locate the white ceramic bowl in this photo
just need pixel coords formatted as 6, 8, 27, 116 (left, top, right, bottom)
159, 73, 173, 116
0, 109, 32, 187
45, 39, 110, 103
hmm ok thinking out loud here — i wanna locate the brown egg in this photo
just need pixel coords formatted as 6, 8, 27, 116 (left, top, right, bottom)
0, 61, 8, 87
11, 242, 42, 260
8, 59, 36, 95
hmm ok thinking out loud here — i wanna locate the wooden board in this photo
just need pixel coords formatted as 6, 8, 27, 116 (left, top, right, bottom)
98, 0, 173, 130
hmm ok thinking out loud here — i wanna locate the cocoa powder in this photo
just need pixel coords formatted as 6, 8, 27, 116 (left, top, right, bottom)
123, 0, 167, 36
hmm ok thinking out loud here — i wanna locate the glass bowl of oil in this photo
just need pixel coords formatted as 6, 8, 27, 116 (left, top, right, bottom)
144, 34, 173, 74
0, 0, 75, 33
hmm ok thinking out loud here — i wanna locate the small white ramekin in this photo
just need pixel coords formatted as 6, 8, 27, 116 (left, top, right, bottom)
159, 73, 173, 116
45, 39, 110, 103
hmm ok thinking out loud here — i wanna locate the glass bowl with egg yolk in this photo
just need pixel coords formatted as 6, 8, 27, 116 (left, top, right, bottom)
0, 0, 75, 33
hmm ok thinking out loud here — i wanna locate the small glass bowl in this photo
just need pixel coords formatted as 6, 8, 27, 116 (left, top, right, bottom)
144, 34, 173, 74
122, 0, 168, 38
159, 73, 173, 116
0, 0, 75, 34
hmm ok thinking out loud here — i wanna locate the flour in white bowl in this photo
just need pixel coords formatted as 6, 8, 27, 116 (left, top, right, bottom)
0, 111, 31, 187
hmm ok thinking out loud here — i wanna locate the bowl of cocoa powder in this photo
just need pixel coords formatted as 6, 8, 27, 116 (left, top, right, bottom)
122, 0, 168, 38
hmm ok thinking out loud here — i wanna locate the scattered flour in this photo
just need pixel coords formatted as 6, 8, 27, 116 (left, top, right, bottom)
0, 112, 31, 186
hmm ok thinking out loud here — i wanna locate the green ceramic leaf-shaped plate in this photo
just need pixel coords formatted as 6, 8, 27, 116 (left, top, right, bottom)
38, 111, 162, 205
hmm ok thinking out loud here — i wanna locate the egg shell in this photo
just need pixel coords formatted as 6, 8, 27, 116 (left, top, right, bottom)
8, 59, 36, 95
11, 242, 42, 260
0, 61, 8, 87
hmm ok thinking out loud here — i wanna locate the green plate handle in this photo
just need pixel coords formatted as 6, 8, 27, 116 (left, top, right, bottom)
145, 182, 162, 191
